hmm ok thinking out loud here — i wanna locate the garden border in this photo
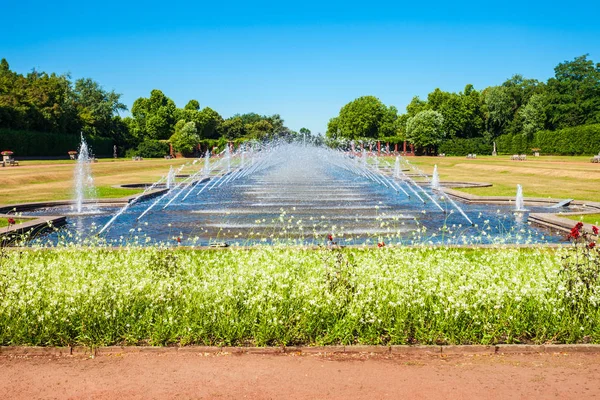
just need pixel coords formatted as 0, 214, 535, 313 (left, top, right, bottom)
2, 344, 600, 358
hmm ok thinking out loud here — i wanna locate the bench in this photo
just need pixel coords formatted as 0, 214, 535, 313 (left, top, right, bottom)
466, 154, 477, 159
591, 155, 600, 163
511, 154, 527, 161
1, 157, 19, 167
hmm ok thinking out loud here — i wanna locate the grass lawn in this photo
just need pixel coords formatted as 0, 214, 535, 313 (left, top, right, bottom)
563, 214, 600, 226
381, 155, 600, 202
0, 158, 192, 204
0, 217, 32, 228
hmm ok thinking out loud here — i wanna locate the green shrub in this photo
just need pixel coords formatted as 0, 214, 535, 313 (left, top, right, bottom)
496, 124, 600, 155
130, 140, 170, 158
0, 129, 113, 157
438, 137, 492, 156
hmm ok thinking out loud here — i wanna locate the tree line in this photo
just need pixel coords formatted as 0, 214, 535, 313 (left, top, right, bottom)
0, 58, 310, 157
327, 55, 600, 154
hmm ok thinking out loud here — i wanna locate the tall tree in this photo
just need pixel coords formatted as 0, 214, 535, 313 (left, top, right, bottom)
405, 110, 445, 153
131, 89, 177, 140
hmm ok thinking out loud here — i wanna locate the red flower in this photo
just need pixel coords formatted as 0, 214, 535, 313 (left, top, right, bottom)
176, 237, 181, 243
576, 222, 584, 230
569, 226, 580, 239
589, 242, 596, 249
327, 234, 333, 241
377, 241, 385, 248
7, 217, 15, 225
593, 226, 599, 235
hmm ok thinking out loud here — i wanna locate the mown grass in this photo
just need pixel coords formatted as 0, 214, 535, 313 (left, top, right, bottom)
0, 218, 30, 228
1, 246, 598, 347
0, 158, 191, 204
381, 155, 600, 202
564, 214, 600, 226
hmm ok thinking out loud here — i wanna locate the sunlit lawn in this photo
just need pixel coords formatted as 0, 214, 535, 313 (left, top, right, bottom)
0, 158, 191, 204
381, 155, 600, 202
564, 214, 600, 226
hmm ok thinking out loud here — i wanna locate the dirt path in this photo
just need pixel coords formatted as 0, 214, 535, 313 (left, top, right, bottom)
2, 351, 600, 399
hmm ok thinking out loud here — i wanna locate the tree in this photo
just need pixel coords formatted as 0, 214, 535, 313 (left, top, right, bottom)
131, 89, 177, 140
405, 110, 445, 153
184, 99, 200, 111
245, 120, 273, 139
484, 86, 516, 138
545, 54, 600, 129
520, 94, 547, 138
221, 116, 245, 139
169, 121, 200, 156
328, 96, 397, 139
73, 78, 127, 137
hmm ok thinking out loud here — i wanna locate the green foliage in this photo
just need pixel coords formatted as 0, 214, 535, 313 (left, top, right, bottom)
0, 58, 126, 139
405, 110, 445, 151
438, 137, 493, 156
128, 139, 170, 158
327, 96, 398, 139
170, 122, 200, 156
545, 55, 600, 129
496, 124, 600, 155
131, 89, 177, 140
1, 247, 599, 346
0, 129, 113, 157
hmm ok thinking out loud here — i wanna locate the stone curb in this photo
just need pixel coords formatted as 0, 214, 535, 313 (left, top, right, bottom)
3, 345, 600, 358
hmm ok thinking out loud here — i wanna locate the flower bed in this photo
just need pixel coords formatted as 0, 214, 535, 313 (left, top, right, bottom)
1, 245, 599, 347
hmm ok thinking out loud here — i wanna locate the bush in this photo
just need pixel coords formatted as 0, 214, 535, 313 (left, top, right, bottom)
438, 137, 492, 156
169, 122, 200, 156
0, 129, 113, 157
496, 124, 600, 155
130, 140, 170, 158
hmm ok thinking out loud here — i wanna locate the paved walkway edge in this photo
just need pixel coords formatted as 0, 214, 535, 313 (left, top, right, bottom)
2, 344, 600, 358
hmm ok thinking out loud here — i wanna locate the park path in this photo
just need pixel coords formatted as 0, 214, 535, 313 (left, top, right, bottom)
2, 351, 600, 399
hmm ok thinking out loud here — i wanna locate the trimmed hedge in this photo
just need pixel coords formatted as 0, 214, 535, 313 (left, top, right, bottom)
438, 137, 493, 156
496, 124, 600, 155
0, 129, 113, 157
126, 140, 170, 158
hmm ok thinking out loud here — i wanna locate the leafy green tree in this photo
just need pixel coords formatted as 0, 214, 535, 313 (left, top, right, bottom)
245, 120, 273, 139
545, 54, 600, 129
484, 86, 516, 138
221, 116, 246, 139
73, 78, 127, 137
131, 89, 177, 140
520, 94, 547, 138
169, 121, 200, 156
328, 96, 398, 139
405, 110, 445, 153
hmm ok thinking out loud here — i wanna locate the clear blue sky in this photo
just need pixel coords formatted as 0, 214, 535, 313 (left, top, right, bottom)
2, 1, 599, 135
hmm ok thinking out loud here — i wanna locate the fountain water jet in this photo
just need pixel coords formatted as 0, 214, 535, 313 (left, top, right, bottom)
515, 184, 526, 211
166, 166, 176, 189
73, 135, 97, 214
431, 165, 440, 190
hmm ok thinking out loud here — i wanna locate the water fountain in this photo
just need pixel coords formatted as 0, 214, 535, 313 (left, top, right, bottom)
431, 165, 440, 190
73, 135, 97, 214
166, 166, 176, 189
29, 141, 564, 246
515, 184, 526, 212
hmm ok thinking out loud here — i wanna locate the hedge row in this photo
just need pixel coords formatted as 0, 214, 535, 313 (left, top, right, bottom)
496, 124, 600, 155
0, 129, 113, 157
438, 138, 493, 156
